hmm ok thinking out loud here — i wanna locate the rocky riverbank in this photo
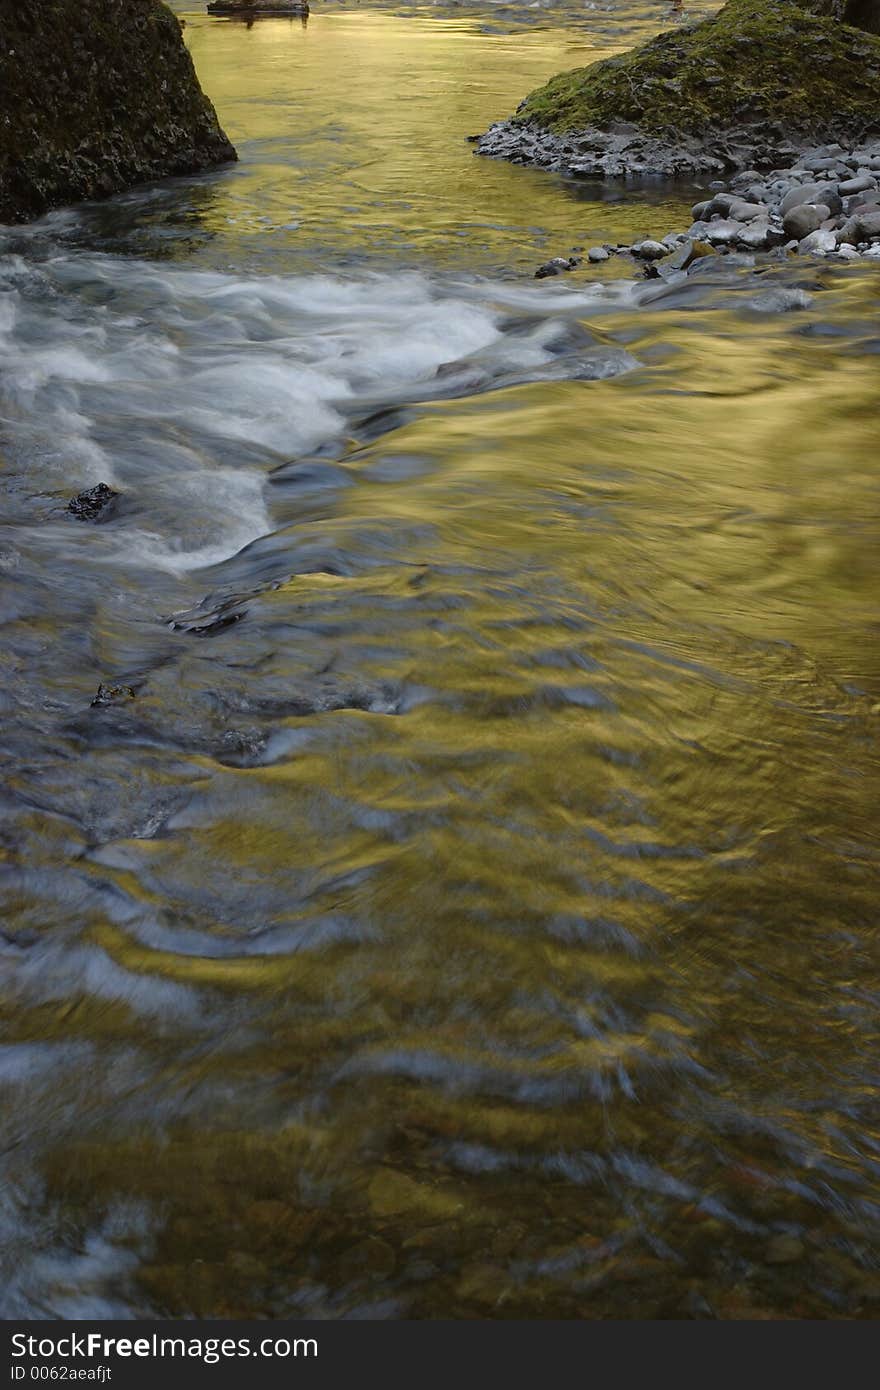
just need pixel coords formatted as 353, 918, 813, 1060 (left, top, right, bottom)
528, 140, 880, 278
477, 0, 880, 178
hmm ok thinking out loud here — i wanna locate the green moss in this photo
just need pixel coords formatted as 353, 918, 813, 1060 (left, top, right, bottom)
516, 0, 880, 142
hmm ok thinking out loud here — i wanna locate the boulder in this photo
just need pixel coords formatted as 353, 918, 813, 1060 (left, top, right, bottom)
0, 0, 235, 223
783, 203, 829, 238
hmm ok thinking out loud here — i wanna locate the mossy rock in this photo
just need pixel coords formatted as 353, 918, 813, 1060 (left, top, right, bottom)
515, 0, 880, 149
0, 0, 235, 224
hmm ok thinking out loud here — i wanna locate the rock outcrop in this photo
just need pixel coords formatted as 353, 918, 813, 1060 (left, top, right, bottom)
477, 0, 880, 176
0, 0, 236, 224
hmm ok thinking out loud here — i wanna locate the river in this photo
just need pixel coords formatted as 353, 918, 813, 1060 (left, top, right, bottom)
0, 4, 878, 1319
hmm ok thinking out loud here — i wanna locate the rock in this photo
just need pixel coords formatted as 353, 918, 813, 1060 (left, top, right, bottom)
780, 182, 835, 215
167, 595, 248, 636
67, 483, 119, 522
838, 173, 877, 195
631, 240, 668, 259
835, 244, 862, 259
707, 193, 738, 217
535, 256, 581, 278
802, 156, 848, 174
0, 0, 236, 223
749, 287, 813, 311
736, 220, 772, 248
727, 200, 765, 221
705, 219, 742, 244
587, 246, 610, 262
729, 168, 762, 190
799, 228, 838, 254
782, 203, 828, 239
847, 192, 880, 214
665, 239, 717, 270
838, 210, 880, 243
764, 1234, 806, 1265
691, 200, 713, 219
91, 683, 136, 708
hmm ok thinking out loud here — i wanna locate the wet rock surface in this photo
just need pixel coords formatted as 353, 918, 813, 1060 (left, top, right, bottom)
0, 0, 235, 224
67, 484, 120, 523
534, 255, 581, 278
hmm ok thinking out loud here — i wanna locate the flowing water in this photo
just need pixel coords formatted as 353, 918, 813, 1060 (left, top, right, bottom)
1, 5, 879, 1319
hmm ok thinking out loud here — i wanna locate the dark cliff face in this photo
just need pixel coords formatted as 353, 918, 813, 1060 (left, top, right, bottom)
0, 0, 236, 224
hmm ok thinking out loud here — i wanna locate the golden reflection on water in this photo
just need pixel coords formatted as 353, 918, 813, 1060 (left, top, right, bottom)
175, 8, 719, 269
2, 7, 879, 1322
32, 275, 879, 1314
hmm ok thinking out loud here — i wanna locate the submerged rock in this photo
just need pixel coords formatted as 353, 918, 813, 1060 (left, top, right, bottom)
535, 256, 581, 278
477, 0, 880, 177
0, 0, 236, 224
91, 683, 136, 708
67, 483, 119, 523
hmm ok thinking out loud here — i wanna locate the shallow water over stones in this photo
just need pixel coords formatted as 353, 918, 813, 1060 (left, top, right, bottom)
1, 8, 879, 1320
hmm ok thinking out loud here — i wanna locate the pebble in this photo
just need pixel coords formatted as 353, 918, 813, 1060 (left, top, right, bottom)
632, 239, 668, 259
536, 140, 880, 282
535, 255, 581, 278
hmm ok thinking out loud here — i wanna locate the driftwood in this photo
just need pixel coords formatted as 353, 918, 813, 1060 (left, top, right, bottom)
207, 1, 310, 15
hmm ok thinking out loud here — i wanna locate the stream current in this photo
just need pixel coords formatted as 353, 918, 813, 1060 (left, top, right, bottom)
1, 5, 878, 1318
